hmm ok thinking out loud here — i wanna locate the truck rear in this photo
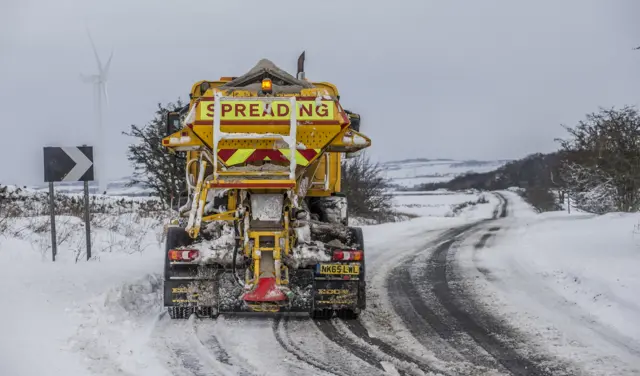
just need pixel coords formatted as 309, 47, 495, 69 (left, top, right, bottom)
161, 55, 371, 319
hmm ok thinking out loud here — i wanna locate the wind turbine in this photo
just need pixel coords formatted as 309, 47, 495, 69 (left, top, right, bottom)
81, 30, 113, 194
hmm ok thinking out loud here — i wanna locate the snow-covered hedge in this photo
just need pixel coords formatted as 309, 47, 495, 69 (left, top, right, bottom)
0, 185, 166, 219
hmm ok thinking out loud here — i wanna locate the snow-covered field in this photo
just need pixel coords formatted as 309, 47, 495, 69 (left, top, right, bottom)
382, 158, 509, 189
391, 190, 495, 218
2, 188, 640, 375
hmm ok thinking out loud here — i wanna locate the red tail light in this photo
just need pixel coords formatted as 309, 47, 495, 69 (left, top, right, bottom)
332, 250, 363, 261
168, 249, 199, 261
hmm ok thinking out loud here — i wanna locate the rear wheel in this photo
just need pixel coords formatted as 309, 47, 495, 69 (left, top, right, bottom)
349, 226, 366, 313
312, 308, 333, 320
336, 308, 359, 320
195, 306, 218, 318
167, 306, 194, 319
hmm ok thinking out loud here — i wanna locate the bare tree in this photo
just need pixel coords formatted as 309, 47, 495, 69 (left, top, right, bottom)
555, 105, 640, 213
340, 152, 394, 222
122, 100, 187, 206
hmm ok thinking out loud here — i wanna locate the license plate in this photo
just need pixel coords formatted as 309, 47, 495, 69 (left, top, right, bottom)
318, 263, 360, 275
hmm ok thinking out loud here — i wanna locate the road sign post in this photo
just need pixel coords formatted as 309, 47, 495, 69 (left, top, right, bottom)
48, 182, 57, 261
43, 146, 94, 261
83, 180, 92, 260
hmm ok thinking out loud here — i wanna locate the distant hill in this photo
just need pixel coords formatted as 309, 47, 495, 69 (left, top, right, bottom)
382, 158, 511, 189
417, 152, 565, 192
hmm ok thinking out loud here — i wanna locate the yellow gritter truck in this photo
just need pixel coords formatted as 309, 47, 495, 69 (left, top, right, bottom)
161, 53, 371, 320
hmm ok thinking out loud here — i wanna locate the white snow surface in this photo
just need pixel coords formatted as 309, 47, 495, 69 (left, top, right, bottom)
4, 187, 640, 375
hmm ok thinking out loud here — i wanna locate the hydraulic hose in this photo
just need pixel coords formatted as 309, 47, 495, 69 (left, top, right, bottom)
231, 220, 244, 287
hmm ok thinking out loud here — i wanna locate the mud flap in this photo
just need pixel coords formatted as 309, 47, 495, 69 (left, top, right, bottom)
164, 275, 219, 309
312, 280, 361, 311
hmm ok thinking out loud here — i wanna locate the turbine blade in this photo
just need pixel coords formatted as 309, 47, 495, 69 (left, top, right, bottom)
103, 83, 109, 108
102, 50, 113, 80
86, 28, 104, 75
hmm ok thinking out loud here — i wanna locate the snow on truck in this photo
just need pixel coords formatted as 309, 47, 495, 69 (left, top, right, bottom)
161, 54, 371, 319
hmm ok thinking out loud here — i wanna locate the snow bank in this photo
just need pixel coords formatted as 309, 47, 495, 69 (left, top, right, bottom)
69, 273, 169, 376
0, 211, 165, 376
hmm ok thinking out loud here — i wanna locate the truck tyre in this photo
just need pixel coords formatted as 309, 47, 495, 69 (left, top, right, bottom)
312, 308, 333, 320
342, 226, 365, 319
168, 307, 194, 319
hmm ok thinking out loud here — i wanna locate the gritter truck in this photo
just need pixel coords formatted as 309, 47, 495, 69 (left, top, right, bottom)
161, 53, 371, 320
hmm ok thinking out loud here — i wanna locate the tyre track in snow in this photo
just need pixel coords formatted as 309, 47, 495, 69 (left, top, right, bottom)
271, 315, 345, 376
314, 318, 442, 376
190, 317, 256, 376
428, 234, 556, 375
153, 312, 214, 376
314, 320, 388, 373
387, 225, 499, 373
340, 319, 441, 375
472, 192, 506, 280
387, 192, 567, 375
156, 314, 256, 376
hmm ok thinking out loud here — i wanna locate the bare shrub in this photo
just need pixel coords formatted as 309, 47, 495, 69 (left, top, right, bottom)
556, 105, 640, 213
519, 187, 562, 213
341, 152, 395, 223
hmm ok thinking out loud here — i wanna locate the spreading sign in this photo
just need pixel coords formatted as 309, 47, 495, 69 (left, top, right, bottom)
199, 100, 335, 121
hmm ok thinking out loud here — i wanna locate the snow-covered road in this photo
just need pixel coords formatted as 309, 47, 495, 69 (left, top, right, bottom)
462, 191, 640, 375
2, 191, 640, 375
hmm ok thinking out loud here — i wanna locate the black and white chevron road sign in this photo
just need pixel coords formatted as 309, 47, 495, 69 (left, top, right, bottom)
43, 146, 94, 182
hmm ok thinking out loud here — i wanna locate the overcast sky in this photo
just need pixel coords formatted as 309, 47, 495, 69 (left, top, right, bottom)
2, 0, 640, 186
